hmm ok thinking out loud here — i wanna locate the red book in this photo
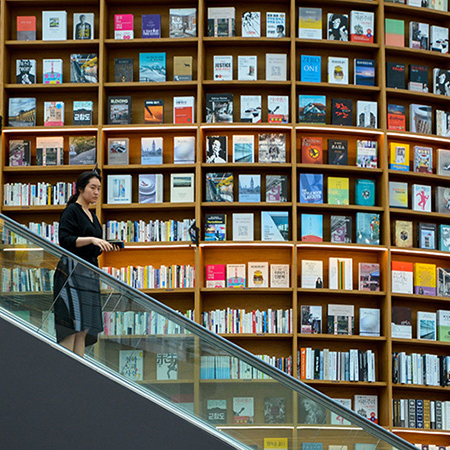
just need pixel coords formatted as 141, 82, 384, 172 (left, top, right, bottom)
301, 137, 323, 164
206, 264, 225, 288
17, 16, 36, 41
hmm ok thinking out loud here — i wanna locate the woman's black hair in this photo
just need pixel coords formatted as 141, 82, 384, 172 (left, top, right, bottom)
67, 168, 102, 204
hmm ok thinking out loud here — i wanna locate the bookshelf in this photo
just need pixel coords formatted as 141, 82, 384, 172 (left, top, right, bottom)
3, 0, 450, 445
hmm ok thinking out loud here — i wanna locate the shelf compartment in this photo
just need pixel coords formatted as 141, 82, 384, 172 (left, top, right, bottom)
296, 82, 381, 93
297, 204, 384, 212
298, 288, 386, 296
201, 202, 293, 209
296, 39, 380, 50
301, 380, 387, 387
388, 169, 450, 183
392, 384, 450, 392
104, 37, 198, 48
5, 39, 100, 50
297, 242, 387, 252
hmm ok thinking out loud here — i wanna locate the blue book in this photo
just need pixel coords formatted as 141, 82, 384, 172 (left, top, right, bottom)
300, 55, 321, 82
142, 14, 161, 38
299, 173, 323, 204
302, 444, 322, 450
299, 95, 326, 124
238, 174, 261, 202
261, 211, 289, 241
139, 52, 166, 82
354, 59, 375, 86
355, 179, 376, 207
301, 214, 323, 242
356, 212, 380, 245
439, 224, 450, 251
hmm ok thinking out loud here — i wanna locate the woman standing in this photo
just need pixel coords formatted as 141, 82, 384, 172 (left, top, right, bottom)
53, 169, 117, 356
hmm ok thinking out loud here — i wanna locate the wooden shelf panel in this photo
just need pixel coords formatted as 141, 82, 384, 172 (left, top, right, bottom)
297, 334, 386, 342
104, 81, 198, 91
202, 37, 291, 47
296, 39, 380, 50
201, 288, 293, 294
298, 289, 386, 296
201, 202, 293, 209
102, 203, 195, 210
3, 165, 95, 173
297, 204, 384, 212
301, 380, 387, 387
390, 248, 450, 259
2, 205, 65, 212
392, 383, 450, 392
297, 243, 387, 252
392, 338, 450, 347
104, 37, 198, 48
203, 80, 291, 87
295, 82, 381, 93
390, 208, 450, 219
385, 45, 450, 61
384, 2, 450, 19
392, 293, 450, 302
103, 164, 197, 171
387, 169, 449, 182
217, 333, 293, 339
297, 164, 383, 174
386, 87, 450, 104
202, 163, 292, 169
5, 39, 100, 49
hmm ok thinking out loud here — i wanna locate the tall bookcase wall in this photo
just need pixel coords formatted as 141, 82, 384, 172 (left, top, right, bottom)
3, 0, 450, 445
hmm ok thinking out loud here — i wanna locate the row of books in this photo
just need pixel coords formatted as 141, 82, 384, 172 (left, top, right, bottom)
393, 220, 450, 252
389, 143, 445, 174
1, 268, 54, 293
298, 348, 376, 382
392, 398, 450, 430
200, 354, 292, 380
392, 352, 450, 386
3, 182, 75, 207
101, 264, 195, 290
102, 310, 193, 336
201, 308, 293, 334
3, 222, 60, 245
386, 0, 447, 11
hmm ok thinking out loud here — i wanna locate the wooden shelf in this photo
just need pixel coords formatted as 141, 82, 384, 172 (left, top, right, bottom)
389, 208, 450, 219
392, 384, 450, 392
200, 287, 293, 294
297, 334, 387, 342
102, 203, 195, 210
301, 380, 388, 387
297, 204, 384, 212
297, 164, 383, 174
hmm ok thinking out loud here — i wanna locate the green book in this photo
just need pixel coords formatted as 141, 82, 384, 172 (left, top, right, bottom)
327, 177, 349, 205
437, 310, 450, 342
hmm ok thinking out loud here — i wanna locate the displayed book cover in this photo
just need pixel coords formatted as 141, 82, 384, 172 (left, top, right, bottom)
42, 11, 67, 41
330, 215, 352, 243
266, 175, 288, 202
433, 68, 450, 96
354, 394, 378, 424
238, 174, 261, 202
141, 137, 163, 164
270, 264, 290, 288
207, 400, 227, 424
266, 12, 286, 38
139, 52, 166, 82
8, 140, 31, 166
386, 62, 406, 89
389, 142, 410, 171
43, 58, 63, 84
144, 100, 163, 124
68, 136, 96, 165
299, 173, 323, 204
436, 186, 450, 214
207, 7, 236, 37
261, 211, 289, 241
8, 98, 36, 127
409, 65, 429, 92
391, 261, 413, 295
17, 16, 36, 41
327, 177, 349, 205
73, 13, 94, 40
356, 212, 380, 245
44, 101, 64, 126
385, 18, 405, 47
350, 11, 374, 43
108, 96, 132, 124
391, 305, 412, 338
265, 53, 287, 81
300, 305, 322, 333
389, 182, 408, 208
248, 262, 269, 288
356, 140, 377, 168
232, 213, 254, 242
156, 353, 178, 380
214, 55, 232, 81
300, 55, 321, 82
258, 133, 286, 163
16, 59, 36, 84
436, 109, 450, 136
107, 138, 129, 165
356, 101, 377, 128
437, 149, 450, 176
206, 264, 226, 288
327, 304, 354, 335
298, 398, 326, 424
119, 350, 143, 381
264, 438, 288, 449
414, 262, 437, 295
240, 95, 261, 123
70, 54, 97, 83
205, 214, 226, 241
387, 104, 406, 131
205, 173, 233, 202
328, 139, 348, 165
170, 173, 195, 203
359, 308, 381, 336
301, 260, 323, 289
355, 179, 376, 207
298, 7, 322, 40
301, 137, 323, 164
440, 224, 450, 252
412, 184, 432, 212
430, 25, 449, 53
173, 56, 193, 81
73, 101, 93, 125
142, 14, 161, 38
417, 311, 437, 339
227, 263, 247, 287
359, 264, 380, 292
394, 220, 413, 247
242, 12, 261, 38
237, 55, 257, 81
107, 174, 132, 204
354, 59, 375, 86
206, 135, 228, 163
268, 95, 290, 124
299, 95, 326, 124
169, 8, 197, 38
206, 93, 233, 123
327, 13, 348, 41
174, 96, 195, 124
328, 57, 349, 84
331, 98, 352, 126
232, 135, 254, 163
410, 104, 432, 134
114, 14, 134, 40
36, 137, 64, 166
330, 398, 352, 426
301, 214, 323, 242
114, 58, 134, 82
264, 397, 286, 423
437, 310, 450, 341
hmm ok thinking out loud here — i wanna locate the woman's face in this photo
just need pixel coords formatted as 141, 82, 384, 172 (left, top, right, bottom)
80, 177, 101, 205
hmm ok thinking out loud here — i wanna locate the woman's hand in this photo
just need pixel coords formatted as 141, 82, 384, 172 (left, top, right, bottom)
91, 237, 116, 252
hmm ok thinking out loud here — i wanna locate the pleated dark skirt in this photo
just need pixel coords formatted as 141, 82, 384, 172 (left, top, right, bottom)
53, 256, 103, 347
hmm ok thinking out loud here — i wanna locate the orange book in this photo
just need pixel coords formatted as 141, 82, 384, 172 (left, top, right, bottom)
300, 347, 307, 379
301, 137, 323, 164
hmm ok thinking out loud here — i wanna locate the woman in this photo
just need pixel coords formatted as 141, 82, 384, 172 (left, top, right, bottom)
53, 169, 117, 356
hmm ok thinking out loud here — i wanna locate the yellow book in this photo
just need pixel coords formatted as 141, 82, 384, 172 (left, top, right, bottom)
389, 142, 410, 171
298, 7, 322, 40
413, 262, 436, 295
328, 177, 349, 205
423, 399, 431, 429
264, 438, 288, 450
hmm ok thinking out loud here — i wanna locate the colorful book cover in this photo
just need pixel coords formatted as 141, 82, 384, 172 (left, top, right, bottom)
238, 174, 261, 202
413, 184, 432, 212
173, 96, 195, 124
43, 58, 63, 84
144, 100, 164, 124
356, 212, 380, 245
440, 224, 450, 252
387, 104, 406, 131
327, 177, 349, 205
70, 54, 98, 83
73, 100, 93, 125
418, 223, 437, 250
264, 438, 288, 450
413, 146, 433, 173
267, 95, 289, 123
417, 311, 437, 339
391, 305, 412, 337
300, 55, 321, 82
261, 211, 289, 241
205, 173, 233, 202
9, 140, 31, 166
437, 310, 450, 341
301, 137, 323, 164
233, 397, 254, 424
389, 142, 410, 171
331, 98, 353, 126
385, 18, 405, 47
73, 13, 94, 40
139, 52, 166, 82
300, 305, 322, 333
354, 394, 378, 423
298, 7, 322, 40
115, 14, 134, 40
206, 264, 226, 288
350, 11, 374, 43
205, 214, 226, 241
299, 95, 326, 124
68, 136, 96, 165
359, 264, 380, 292
410, 104, 432, 134
141, 137, 163, 164
138, 174, 163, 203
301, 214, 323, 242
142, 14, 161, 38
17, 16, 36, 41
391, 261, 413, 295
414, 263, 437, 295
330, 215, 352, 243
227, 263, 246, 287
356, 140, 377, 168
354, 59, 375, 86
299, 173, 323, 204
389, 182, 408, 208
394, 220, 413, 247
8, 98, 36, 127
355, 179, 375, 207
119, 350, 144, 381
207, 399, 227, 424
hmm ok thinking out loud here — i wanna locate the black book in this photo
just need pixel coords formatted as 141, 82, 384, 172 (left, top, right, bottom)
205, 93, 233, 123
327, 139, 348, 165
386, 62, 405, 89
114, 58, 134, 82
330, 215, 352, 243
417, 222, 437, 249
331, 98, 353, 126
73, 101, 93, 126
108, 96, 132, 124
408, 64, 429, 92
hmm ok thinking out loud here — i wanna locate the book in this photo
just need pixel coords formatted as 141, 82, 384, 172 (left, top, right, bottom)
169, 8, 197, 38
258, 133, 286, 163
436, 186, 450, 214
205, 214, 226, 241
16, 59, 36, 84
389, 142, 410, 171
301, 214, 323, 242
327, 304, 354, 335
410, 22, 429, 50
240, 95, 261, 123
328, 139, 348, 165
330, 216, 352, 243
206, 94, 233, 123
266, 175, 288, 202
141, 14, 161, 38
73, 101, 93, 126
327, 177, 349, 205
265, 54, 287, 81
264, 397, 286, 423
350, 11, 374, 43
417, 311, 437, 340
173, 56, 193, 81
208, 7, 235, 37
385, 18, 405, 47
301, 137, 323, 164
237, 55, 257, 81
232, 213, 254, 241
233, 135, 254, 163
114, 58, 134, 82
391, 261, 413, 295
354, 59, 375, 86
356, 140, 377, 168
205, 173, 233, 202
141, 137, 163, 164
270, 265, 290, 288
298, 398, 326, 424
206, 264, 226, 288
330, 399, 352, 425
268, 95, 289, 123
391, 305, 412, 338
8, 98, 36, 127
394, 220, 413, 247
242, 12, 261, 38
418, 223, 437, 249
139, 52, 166, 82
238, 174, 261, 202
248, 262, 269, 288
300, 305, 322, 333
437, 149, 450, 176
42, 11, 67, 41
298, 95, 326, 124
300, 54, 322, 83
170, 173, 195, 203
299, 174, 323, 204
119, 350, 143, 381
138, 174, 163, 204
156, 353, 178, 380
68, 136, 96, 165
359, 308, 381, 336
430, 25, 449, 53
356, 212, 380, 245
328, 13, 349, 41
206, 136, 228, 163
173, 96, 195, 124
412, 184, 432, 212
331, 98, 352, 126
298, 8, 322, 40
436, 110, 450, 136
409, 65, 429, 92
36, 137, 64, 165
440, 225, 450, 252
107, 138, 129, 165
8, 140, 31, 166
414, 263, 437, 295
386, 62, 406, 89
329, 257, 352, 290
70, 54, 97, 83
107, 174, 132, 204
214, 55, 233, 81
356, 101, 377, 128
43, 58, 63, 84
44, 101, 64, 127
114, 14, 134, 40
359, 264, 380, 292
437, 310, 450, 341
227, 263, 246, 287
17, 16, 36, 41
301, 260, 323, 289
144, 100, 163, 124
108, 96, 132, 124
233, 397, 254, 424
354, 395, 378, 423
389, 182, 408, 208
207, 400, 227, 424
387, 104, 406, 131
355, 179, 376, 207
261, 211, 289, 241
410, 104, 432, 134
73, 13, 94, 40
266, 12, 286, 38
264, 438, 288, 450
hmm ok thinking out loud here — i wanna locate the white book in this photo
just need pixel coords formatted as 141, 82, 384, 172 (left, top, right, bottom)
328, 57, 349, 84
410, 104, 432, 134
329, 257, 353, 290
232, 213, 254, 241
240, 95, 261, 123
412, 184, 432, 212
138, 174, 163, 203
265, 54, 287, 81
298, 7, 322, 40
232, 135, 254, 163
173, 136, 196, 164
354, 394, 378, 423
261, 211, 289, 241
73, 13, 94, 40
156, 353, 178, 380
119, 350, 143, 381
42, 11, 67, 41
359, 308, 381, 337
208, 7, 235, 37
407, 0, 422, 5
268, 95, 289, 123
226, 264, 246, 288
266, 12, 286, 38
430, 25, 449, 53
301, 260, 323, 289
237, 55, 257, 81
391, 269, 413, 295
328, 304, 354, 335
107, 174, 132, 204
248, 262, 269, 288
173, 96, 195, 124
242, 12, 261, 38
170, 173, 194, 203
270, 264, 290, 288
330, 398, 352, 425
356, 101, 378, 128
417, 311, 437, 340
141, 137, 163, 164
213, 55, 233, 81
